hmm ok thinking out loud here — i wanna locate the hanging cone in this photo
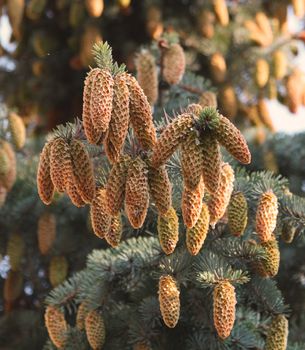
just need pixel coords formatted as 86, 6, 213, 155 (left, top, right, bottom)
45, 306, 68, 349
85, 309, 106, 349
228, 192, 248, 237
76, 301, 90, 330
49, 256, 68, 287
197, 10, 215, 39
157, 207, 179, 255
38, 212, 56, 255
8, 112, 26, 150
210, 52, 226, 84
90, 188, 112, 238
7, 233, 24, 271
37, 142, 54, 205
265, 314, 288, 350
213, 280, 236, 339
255, 12, 273, 45
158, 275, 180, 328
213, 0, 229, 26
186, 203, 210, 255
286, 70, 303, 114
4, 270, 23, 303
273, 50, 287, 80
255, 59, 270, 88
105, 214, 122, 247
218, 85, 238, 120
162, 43, 186, 85
1, 140, 17, 191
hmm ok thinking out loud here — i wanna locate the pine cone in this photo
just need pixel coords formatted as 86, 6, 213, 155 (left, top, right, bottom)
286, 70, 303, 114
70, 139, 95, 203
265, 315, 288, 350
253, 235, 280, 277
281, 222, 296, 244
38, 212, 56, 255
6, 0, 24, 41
127, 74, 157, 150
0, 140, 16, 191
213, 0, 229, 26
125, 157, 149, 229
273, 50, 287, 80
218, 85, 237, 120
182, 178, 205, 229
268, 78, 278, 100
210, 52, 226, 84
158, 207, 179, 255
151, 113, 194, 168
158, 275, 180, 328
49, 256, 68, 287
181, 132, 204, 190
90, 68, 114, 132
66, 181, 86, 208
8, 112, 26, 150
85, 310, 106, 349
0, 186, 7, 208
255, 12, 273, 44
104, 72, 130, 163
106, 154, 131, 216
82, 68, 105, 144
7, 233, 24, 271
85, 0, 104, 17
0, 147, 10, 178
228, 192, 248, 237
256, 190, 278, 242
213, 280, 236, 339
201, 133, 222, 194
186, 202, 210, 255
37, 142, 54, 205
76, 302, 90, 330
199, 91, 217, 108
244, 19, 271, 47
135, 50, 158, 105
257, 98, 275, 132
255, 59, 270, 88
148, 164, 172, 215
162, 43, 186, 85
209, 163, 235, 228
214, 114, 251, 164
105, 214, 122, 247
4, 270, 23, 302
197, 10, 215, 39
49, 137, 71, 193
90, 188, 112, 238
45, 306, 68, 349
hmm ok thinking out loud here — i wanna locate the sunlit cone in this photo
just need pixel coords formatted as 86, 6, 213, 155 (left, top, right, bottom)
281, 222, 297, 244
201, 133, 222, 194
38, 212, 56, 255
286, 70, 303, 114
210, 52, 226, 84
127, 74, 157, 150
159, 275, 180, 328
37, 142, 54, 205
181, 132, 204, 190
105, 214, 122, 247
219, 85, 237, 120
104, 72, 130, 163
199, 91, 217, 108
1, 141, 17, 191
26, 0, 46, 20
45, 306, 68, 349
157, 207, 179, 255
213, 0, 229, 26
162, 43, 186, 85
182, 178, 205, 229
255, 12, 273, 45
256, 190, 278, 242
213, 280, 236, 339
209, 163, 235, 228
69, 1, 85, 27
125, 157, 149, 229
273, 50, 287, 80
135, 50, 158, 106
7, 0, 24, 40
4, 270, 23, 302
80, 25, 103, 67
83, 68, 105, 144
85, 0, 104, 17
76, 301, 90, 330
148, 164, 172, 215
49, 256, 68, 287
8, 112, 26, 150
197, 10, 215, 38
228, 192, 248, 237
254, 235, 280, 277
66, 181, 86, 208
90, 188, 112, 238
151, 113, 194, 168
255, 59, 270, 88
186, 103, 203, 116
186, 202, 210, 255
70, 139, 95, 203
7, 233, 25, 271
85, 310, 106, 349
215, 114, 251, 164
244, 19, 271, 47
0, 148, 10, 178
265, 314, 288, 350
268, 78, 278, 100
292, 0, 305, 17
106, 154, 131, 216
90, 68, 114, 133
257, 99, 275, 132
50, 137, 71, 193
0, 186, 7, 208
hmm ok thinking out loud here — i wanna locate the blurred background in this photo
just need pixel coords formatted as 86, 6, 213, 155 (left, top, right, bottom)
0, 0, 305, 349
